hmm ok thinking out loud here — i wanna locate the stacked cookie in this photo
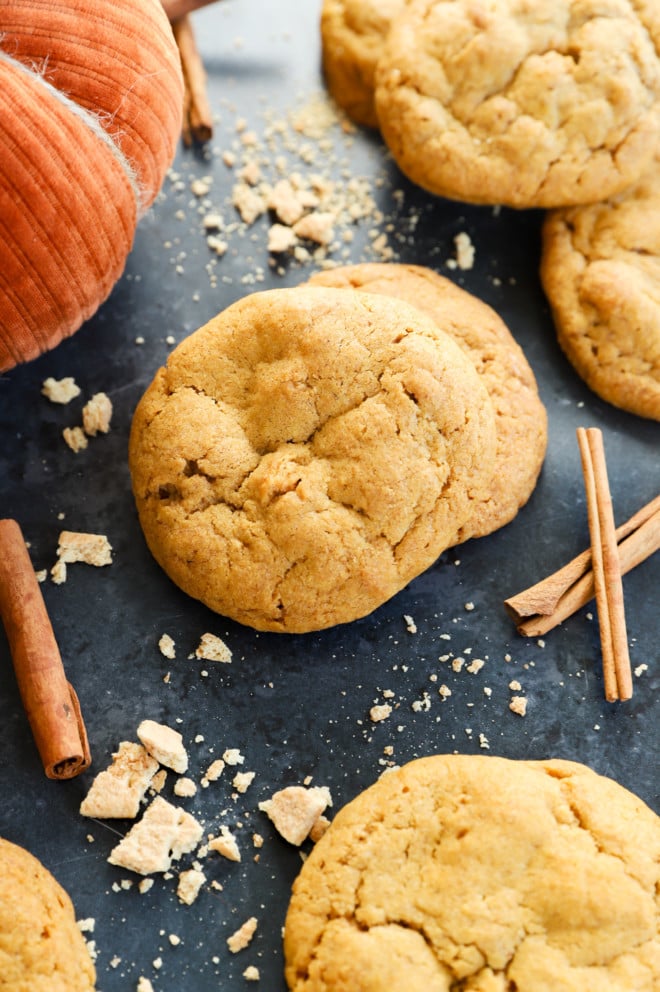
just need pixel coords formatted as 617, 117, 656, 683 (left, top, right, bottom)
321, 0, 660, 420
129, 269, 546, 633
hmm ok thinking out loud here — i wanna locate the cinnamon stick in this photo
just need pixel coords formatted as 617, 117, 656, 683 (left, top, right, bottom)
505, 493, 660, 636
0, 519, 91, 779
576, 428, 632, 702
172, 15, 214, 145
162, 0, 220, 21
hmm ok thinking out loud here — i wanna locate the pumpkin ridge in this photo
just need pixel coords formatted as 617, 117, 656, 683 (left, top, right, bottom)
0, 45, 146, 217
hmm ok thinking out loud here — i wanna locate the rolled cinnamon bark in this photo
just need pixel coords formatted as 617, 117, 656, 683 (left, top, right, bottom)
0, 519, 91, 779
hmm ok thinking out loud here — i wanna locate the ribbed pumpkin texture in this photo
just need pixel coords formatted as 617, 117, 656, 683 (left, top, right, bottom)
0, 0, 184, 370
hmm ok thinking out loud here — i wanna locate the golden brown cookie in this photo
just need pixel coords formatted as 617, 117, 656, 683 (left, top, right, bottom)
541, 150, 660, 420
129, 286, 496, 632
0, 837, 96, 991
374, 0, 660, 208
307, 263, 547, 541
320, 0, 405, 128
284, 755, 660, 992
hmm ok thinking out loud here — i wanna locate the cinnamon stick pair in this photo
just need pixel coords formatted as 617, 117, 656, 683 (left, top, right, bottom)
0, 519, 91, 779
506, 430, 659, 702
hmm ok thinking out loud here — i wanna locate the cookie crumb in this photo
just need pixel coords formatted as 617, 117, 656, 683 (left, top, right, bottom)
259, 785, 332, 846
403, 614, 417, 633
173, 777, 197, 798
233, 770, 255, 794
158, 634, 176, 659
42, 376, 81, 404
177, 868, 206, 905
82, 392, 113, 436
195, 633, 232, 663
137, 720, 188, 774
227, 916, 257, 954
80, 742, 159, 819
57, 531, 113, 567
509, 696, 528, 717
243, 965, 260, 981
63, 426, 88, 453
209, 826, 241, 862
108, 796, 203, 875
369, 703, 392, 723
222, 748, 244, 766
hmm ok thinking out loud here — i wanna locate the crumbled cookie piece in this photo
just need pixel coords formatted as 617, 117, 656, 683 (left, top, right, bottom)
233, 771, 255, 794
369, 703, 392, 723
268, 223, 298, 254
267, 179, 306, 226
82, 392, 113, 436
209, 826, 241, 863
177, 867, 206, 905
63, 426, 88, 453
80, 742, 159, 819
173, 777, 197, 798
42, 376, 81, 404
227, 916, 257, 953
203, 759, 225, 784
195, 633, 232, 663
137, 720, 188, 774
222, 748, 244, 766
57, 531, 113, 567
232, 182, 266, 225
108, 797, 203, 875
509, 696, 528, 717
136, 977, 154, 992
259, 785, 332, 846
158, 634, 176, 659
243, 965, 260, 981
452, 232, 475, 271
292, 210, 335, 245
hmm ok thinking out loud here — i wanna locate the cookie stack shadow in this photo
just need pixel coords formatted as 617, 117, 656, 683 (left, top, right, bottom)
321, 0, 660, 421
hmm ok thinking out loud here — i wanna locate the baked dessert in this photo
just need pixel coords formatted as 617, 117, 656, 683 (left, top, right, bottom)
129, 286, 496, 632
284, 754, 660, 991
320, 0, 404, 127
306, 263, 547, 541
541, 149, 660, 421
0, 837, 96, 991
374, 0, 660, 208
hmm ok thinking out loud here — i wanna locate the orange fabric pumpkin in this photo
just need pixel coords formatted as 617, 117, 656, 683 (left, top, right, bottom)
0, 0, 184, 370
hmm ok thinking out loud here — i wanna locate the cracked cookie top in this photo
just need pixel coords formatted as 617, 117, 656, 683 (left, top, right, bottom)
374, 0, 660, 208
541, 146, 660, 420
306, 263, 548, 542
128, 286, 496, 632
0, 838, 96, 991
320, 0, 406, 127
284, 754, 660, 991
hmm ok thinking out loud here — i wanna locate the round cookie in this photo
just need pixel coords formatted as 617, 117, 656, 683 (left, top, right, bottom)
374, 0, 660, 208
320, 0, 405, 128
129, 286, 496, 633
541, 150, 660, 421
0, 837, 96, 991
284, 754, 660, 992
307, 263, 547, 542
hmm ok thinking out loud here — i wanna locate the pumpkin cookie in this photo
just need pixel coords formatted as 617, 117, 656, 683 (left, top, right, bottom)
320, 0, 404, 127
0, 837, 96, 991
307, 263, 547, 541
129, 286, 496, 632
284, 754, 660, 992
541, 150, 660, 420
374, 0, 660, 208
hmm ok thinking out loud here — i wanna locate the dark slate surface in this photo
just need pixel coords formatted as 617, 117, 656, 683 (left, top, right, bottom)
0, 2, 658, 989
